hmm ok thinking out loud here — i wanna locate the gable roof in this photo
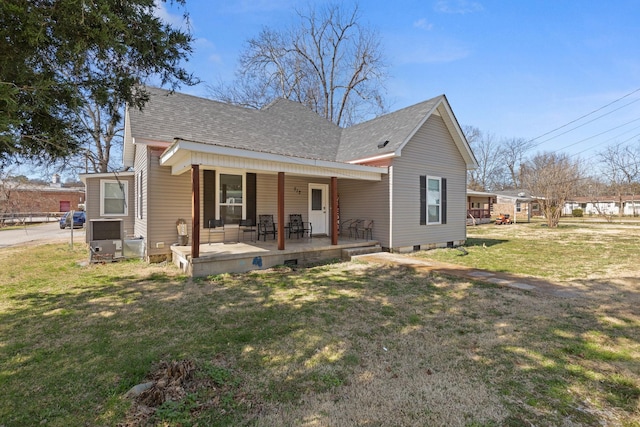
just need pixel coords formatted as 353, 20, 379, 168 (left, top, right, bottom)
127, 87, 341, 162
338, 97, 441, 162
124, 87, 477, 170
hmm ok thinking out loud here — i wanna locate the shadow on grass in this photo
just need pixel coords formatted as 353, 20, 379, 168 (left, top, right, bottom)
464, 237, 509, 248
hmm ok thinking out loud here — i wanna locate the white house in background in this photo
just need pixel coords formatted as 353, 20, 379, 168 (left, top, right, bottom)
81, 87, 477, 274
563, 196, 640, 216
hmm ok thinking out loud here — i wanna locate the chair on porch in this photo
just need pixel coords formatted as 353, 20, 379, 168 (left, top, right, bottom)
257, 215, 277, 241
288, 214, 312, 239
361, 219, 374, 240
348, 219, 364, 239
208, 219, 225, 244
238, 219, 256, 242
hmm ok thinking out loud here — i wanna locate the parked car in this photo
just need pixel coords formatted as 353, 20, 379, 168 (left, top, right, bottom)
59, 211, 86, 229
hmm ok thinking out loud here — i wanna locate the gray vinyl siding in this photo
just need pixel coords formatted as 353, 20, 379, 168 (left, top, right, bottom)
146, 148, 192, 256
391, 114, 467, 248
256, 174, 329, 227
133, 144, 148, 239
84, 174, 135, 243
338, 175, 390, 247
84, 178, 101, 243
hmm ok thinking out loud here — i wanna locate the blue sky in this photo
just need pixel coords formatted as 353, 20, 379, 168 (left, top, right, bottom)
157, 0, 640, 165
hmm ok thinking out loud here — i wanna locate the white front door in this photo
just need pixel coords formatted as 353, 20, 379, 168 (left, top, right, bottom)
308, 183, 329, 235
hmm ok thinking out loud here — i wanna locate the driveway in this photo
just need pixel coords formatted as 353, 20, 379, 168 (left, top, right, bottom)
0, 222, 85, 249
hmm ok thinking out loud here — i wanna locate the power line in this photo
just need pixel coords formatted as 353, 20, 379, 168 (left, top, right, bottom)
535, 98, 640, 147
528, 86, 640, 143
551, 117, 640, 155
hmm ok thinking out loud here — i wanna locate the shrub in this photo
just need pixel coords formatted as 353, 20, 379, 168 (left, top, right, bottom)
572, 208, 583, 217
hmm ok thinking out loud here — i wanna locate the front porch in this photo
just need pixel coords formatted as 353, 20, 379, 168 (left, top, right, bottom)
171, 236, 381, 277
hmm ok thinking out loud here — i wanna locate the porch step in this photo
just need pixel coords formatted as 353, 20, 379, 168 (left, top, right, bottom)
342, 244, 382, 260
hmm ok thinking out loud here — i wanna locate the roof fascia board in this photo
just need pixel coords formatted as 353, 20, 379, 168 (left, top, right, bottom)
80, 171, 135, 184
347, 152, 396, 164
392, 95, 479, 170
161, 139, 387, 176
437, 99, 479, 169
394, 97, 442, 156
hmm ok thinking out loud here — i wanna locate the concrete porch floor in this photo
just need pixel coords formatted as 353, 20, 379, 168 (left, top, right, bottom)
171, 236, 381, 277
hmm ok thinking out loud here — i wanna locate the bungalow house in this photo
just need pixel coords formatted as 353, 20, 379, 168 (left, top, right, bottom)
82, 87, 477, 275
491, 190, 541, 223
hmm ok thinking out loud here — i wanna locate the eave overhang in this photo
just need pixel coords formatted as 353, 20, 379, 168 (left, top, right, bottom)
160, 138, 387, 181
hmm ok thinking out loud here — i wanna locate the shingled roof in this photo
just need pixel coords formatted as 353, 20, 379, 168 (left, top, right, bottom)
338, 97, 441, 162
126, 87, 474, 167
128, 87, 341, 161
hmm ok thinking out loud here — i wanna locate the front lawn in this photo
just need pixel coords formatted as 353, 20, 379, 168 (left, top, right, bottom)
0, 229, 638, 426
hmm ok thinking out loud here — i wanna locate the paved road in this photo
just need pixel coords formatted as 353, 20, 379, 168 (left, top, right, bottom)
0, 222, 85, 249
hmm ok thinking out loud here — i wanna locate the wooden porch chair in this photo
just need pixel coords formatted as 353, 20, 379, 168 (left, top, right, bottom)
288, 214, 312, 239
208, 219, 225, 244
257, 214, 277, 241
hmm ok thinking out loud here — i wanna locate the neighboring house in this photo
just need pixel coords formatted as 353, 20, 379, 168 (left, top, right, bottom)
0, 175, 85, 219
491, 190, 541, 222
82, 87, 477, 270
466, 190, 496, 225
564, 196, 640, 216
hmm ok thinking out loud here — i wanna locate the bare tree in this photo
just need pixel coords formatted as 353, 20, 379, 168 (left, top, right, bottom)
522, 152, 581, 227
464, 126, 505, 191
502, 137, 534, 188
209, 3, 388, 127
598, 143, 640, 216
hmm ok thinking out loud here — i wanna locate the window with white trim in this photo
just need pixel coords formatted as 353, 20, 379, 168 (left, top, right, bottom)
427, 177, 441, 224
219, 173, 243, 225
101, 180, 128, 216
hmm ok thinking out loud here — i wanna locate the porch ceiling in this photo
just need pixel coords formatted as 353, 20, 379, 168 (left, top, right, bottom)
160, 139, 386, 181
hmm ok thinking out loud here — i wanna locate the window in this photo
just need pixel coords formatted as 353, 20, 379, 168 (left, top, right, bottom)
420, 176, 447, 225
427, 177, 441, 224
516, 201, 522, 213
101, 180, 128, 216
219, 174, 243, 225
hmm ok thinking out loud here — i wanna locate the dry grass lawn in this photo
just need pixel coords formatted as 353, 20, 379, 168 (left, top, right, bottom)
0, 221, 638, 426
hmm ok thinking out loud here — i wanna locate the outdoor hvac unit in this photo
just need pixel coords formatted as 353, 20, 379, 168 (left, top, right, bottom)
89, 219, 123, 261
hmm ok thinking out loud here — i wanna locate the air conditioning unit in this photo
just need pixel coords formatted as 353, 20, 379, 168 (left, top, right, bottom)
89, 219, 123, 262
89, 218, 123, 241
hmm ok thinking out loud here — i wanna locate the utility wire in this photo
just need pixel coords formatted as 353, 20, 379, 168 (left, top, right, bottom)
534, 98, 640, 147
551, 116, 640, 154
528, 86, 640, 143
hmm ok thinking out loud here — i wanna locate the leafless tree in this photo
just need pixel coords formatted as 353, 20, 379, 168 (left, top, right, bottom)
209, 3, 388, 127
598, 143, 640, 216
502, 137, 534, 188
464, 126, 506, 191
522, 152, 581, 227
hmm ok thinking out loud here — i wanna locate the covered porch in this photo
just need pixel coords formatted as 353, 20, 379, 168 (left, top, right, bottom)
159, 137, 387, 265
171, 236, 381, 277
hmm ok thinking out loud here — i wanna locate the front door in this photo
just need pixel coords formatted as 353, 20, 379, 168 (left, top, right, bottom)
308, 183, 329, 235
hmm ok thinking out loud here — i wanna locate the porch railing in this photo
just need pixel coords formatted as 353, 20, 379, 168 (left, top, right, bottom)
467, 209, 491, 219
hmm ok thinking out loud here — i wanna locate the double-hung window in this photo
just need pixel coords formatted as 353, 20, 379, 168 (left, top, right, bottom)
427, 177, 441, 224
101, 180, 127, 216
420, 175, 447, 225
